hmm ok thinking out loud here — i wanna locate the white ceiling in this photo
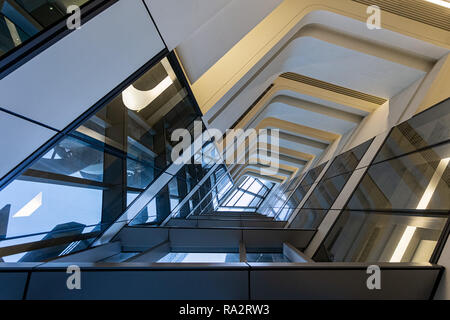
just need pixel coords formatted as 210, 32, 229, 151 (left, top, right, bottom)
159, 3, 449, 185
146, 0, 283, 82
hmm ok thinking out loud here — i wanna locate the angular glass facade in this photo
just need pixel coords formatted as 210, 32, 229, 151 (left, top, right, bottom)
315, 100, 450, 263
289, 139, 373, 228
0, 54, 201, 261
275, 161, 328, 221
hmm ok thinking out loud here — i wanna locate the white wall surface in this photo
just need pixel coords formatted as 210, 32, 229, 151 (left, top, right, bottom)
0, 0, 165, 181
0, 0, 165, 131
0, 111, 55, 179
343, 77, 423, 151
176, 0, 283, 82
144, 0, 230, 51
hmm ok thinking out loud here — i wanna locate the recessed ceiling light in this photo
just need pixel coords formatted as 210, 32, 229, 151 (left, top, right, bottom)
425, 0, 450, 8
390, 226, 417, 263
122, 76, 173, 111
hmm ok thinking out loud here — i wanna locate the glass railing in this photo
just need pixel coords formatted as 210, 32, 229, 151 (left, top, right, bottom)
289, 139, 373, 228
272, 161, 329, 221
0, 54, 201, 261
130, 139, 233, 225
0, 0, 92, 59
315, 99, 450, 263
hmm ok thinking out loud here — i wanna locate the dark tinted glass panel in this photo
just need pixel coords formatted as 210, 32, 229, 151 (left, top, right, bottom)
287, 141, 372, 227
303, 172, 353, 209
347, 142, 450, 211
74, 57, 198, 172
130, 175, 182, 225
246, 253, 290, 262
285, 185, 309, 208
127, 158, 162, 190
0, 55, 201, 261
1, 234, 97, 262
289, 209, 328, 229
280, 162, 328, 212
301, 162, 328, 186
322, 139, 372, 180
0, 1, 91, 58
286, 174, 304, 192
0, 136, 134, 240
374, 99, 450, 163
158, 252, 240, 263
315, 210, 447, 263
279, 179, 317, 216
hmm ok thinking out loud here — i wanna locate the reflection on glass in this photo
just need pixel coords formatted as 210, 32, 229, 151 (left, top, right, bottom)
74, 58, 198, 172
0, 179, 102, 239
286, 174, 304, 192
303, 173, 352, 210
374, 98, 450, 163
130, 153, 223, 225
131, 175, 185, 225
300, 162, 328, 186
314, 210, 447, 263
290, 209, 328, 229
246, 253, 290, 262
315, 103, 450, 263
275, 162, 328, 221
301, 139, 372, 214
179, 165, 232, 218
347, 143, 450, 211
0, 55, 201, 261
322, 139, 372, 180
0, 230, 97, 262
158, 252, 240, 263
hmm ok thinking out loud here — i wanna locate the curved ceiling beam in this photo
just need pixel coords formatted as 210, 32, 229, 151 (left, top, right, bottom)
219, 76, 373, 142
231, 163, 295, 180
226, 139, 315, 170
298, 23, 435, 72
236, 168, 286, 184
271, 77, 382, 113
191, 0, 448, 114
219, 118, 329, 160
270, 95, 364, 123
278, 131, 329, 150
255, 117, 341, 142
229, 153, 303, 177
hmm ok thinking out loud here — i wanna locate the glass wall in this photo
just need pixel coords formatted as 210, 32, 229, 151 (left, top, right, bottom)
315, 99, 450, 263
0, 0, 91, 58
130, 142, 227, 225
289, 139, 373, 228
275, 162, 328, 221
0, 55, 201, 261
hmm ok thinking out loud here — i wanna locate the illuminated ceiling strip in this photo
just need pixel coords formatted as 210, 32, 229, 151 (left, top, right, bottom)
122, 76, 173, 111
13, 192, 42, 218
390, 157, 450, 262
425, 0, 450, 9
390, 226, 417, 263
416, 157, 450, 210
